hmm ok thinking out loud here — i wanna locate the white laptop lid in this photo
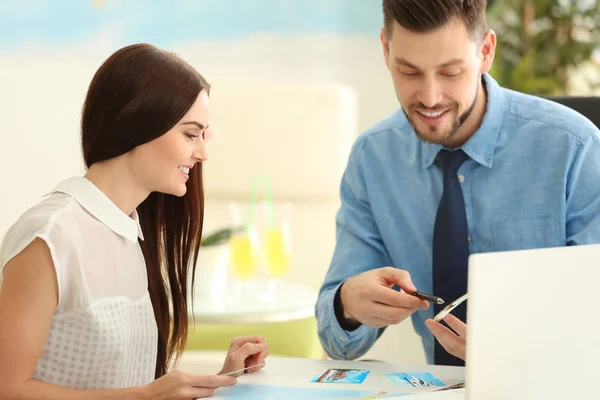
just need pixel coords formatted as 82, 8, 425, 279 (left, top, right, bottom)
466, 244, 600, 400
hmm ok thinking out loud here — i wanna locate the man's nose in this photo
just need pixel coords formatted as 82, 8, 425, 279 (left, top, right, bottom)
418, 79, 443, 108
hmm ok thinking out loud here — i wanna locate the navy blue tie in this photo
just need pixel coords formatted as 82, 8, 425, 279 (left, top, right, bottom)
433, 149, 469, 366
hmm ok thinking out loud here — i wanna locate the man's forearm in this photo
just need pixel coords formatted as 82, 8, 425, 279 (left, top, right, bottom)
316, 283, 380, 360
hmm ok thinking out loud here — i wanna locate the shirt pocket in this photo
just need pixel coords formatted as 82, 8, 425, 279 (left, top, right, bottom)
492, 216, 562, 252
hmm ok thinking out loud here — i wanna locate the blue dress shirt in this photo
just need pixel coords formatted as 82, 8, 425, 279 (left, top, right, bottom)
316, 73, 600, 364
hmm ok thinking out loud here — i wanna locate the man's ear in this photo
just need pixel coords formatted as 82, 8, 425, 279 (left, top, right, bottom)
380, 28, 391, 70
480, 29, 496, 74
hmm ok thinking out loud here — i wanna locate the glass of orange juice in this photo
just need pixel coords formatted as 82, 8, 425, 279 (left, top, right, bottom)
227, 201, 260, 282
261, 202, 293, 280
263, 228, 290, 278
229, 232, 258, 280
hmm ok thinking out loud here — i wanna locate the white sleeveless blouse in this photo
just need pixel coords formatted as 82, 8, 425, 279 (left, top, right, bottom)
0, 177, 158, 389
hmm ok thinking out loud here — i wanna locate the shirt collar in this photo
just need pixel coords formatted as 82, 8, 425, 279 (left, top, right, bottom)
48, 176, 144, 243
420, 73, 505, 169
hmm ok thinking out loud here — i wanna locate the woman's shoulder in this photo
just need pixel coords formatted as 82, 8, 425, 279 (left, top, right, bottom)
8, 191, 81, 237
0, 192, 82, 270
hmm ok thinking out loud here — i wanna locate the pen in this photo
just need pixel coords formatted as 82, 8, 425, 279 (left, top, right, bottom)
218, 362, 266, 376
435, 382, 465, 391
433, 293, 468, 322
410, 291, 445, 305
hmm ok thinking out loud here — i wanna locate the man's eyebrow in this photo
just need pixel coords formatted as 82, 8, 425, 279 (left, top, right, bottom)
438, 58, 464, 68
394, 57, 419, 69
181, 121, 205, 130
394, 57, 464, 69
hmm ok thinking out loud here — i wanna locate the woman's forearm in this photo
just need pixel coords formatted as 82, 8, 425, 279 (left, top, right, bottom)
1, 379, 146, 400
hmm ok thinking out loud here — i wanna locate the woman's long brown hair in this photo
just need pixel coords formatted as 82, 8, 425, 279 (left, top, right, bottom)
80, 43, 209, 378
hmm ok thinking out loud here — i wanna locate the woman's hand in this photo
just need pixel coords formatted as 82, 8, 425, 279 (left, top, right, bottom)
218, 336, 269, 377
143, 369, 236, 399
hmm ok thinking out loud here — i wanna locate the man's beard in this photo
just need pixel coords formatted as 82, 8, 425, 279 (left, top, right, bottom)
399, 81, 479, 146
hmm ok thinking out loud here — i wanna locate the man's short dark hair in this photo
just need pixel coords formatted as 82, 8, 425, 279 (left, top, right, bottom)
382, 0, 488, 42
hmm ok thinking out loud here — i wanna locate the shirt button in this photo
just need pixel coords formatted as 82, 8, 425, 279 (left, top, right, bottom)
457, 174, 465, 183
468, 236, 472, 243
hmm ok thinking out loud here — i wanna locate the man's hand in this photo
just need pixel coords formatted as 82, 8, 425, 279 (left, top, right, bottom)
339, 267, 429, 329
425, 314, 467, 361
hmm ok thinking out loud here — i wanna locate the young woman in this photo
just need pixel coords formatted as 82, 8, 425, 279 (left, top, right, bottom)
0, 43, 268, 400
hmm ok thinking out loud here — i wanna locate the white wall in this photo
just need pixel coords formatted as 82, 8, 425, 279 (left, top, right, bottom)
173, 35, 400, 134
0, 34, 401, 235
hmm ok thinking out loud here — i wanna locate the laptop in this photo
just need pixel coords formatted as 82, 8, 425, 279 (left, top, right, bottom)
465, 244, 600, 400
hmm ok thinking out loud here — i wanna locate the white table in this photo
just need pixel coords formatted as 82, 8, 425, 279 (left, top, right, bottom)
209, 356, 465, 399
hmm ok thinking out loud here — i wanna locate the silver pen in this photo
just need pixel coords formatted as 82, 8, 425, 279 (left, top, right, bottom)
218, 361, 266, 376
434, 293, 468, 322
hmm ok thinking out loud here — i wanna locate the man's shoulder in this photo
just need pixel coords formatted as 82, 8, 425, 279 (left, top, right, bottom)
501, 87, 599, 142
